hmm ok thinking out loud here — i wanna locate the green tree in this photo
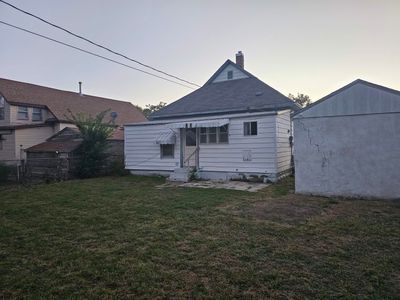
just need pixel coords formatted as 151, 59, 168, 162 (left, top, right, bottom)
288, 93, 312, 107
135, 101, 167, 117
68, 110, 114, 178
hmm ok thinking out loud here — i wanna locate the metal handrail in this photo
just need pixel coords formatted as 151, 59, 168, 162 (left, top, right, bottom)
183, 147, 198, 167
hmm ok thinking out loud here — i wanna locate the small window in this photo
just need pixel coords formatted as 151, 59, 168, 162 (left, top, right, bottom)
17, 106, 28, 120
0, 96, 4, 120
244, 121, 258, 136
227, 70, 233, 80
32, 108, 42, 121
0, 135, 3, 150
160, 144, 174, 158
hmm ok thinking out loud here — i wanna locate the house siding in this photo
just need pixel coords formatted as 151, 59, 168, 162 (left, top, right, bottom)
212, 64, 249, 83
125, 124, 180, 171
0, 130, 16, 161
275, 110, 292, 174
15, 126, 56, 159
198, 115, 277, 174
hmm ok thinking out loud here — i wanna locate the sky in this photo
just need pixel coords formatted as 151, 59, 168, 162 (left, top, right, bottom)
0, 0, 399, 107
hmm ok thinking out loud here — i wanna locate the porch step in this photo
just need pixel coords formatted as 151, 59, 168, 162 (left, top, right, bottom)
169, 167, 191, 182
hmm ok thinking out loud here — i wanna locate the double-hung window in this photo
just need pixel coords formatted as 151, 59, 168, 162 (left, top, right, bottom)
32, 108, 42, 121
17, 106, 28, 120
244, 121, 257, 136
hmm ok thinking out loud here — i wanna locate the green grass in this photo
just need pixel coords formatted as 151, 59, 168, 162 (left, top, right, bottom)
1, 176, 399, 299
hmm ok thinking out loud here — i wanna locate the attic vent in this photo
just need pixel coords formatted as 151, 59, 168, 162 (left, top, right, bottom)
255, 92, 263, 96
227, 70, 233, 80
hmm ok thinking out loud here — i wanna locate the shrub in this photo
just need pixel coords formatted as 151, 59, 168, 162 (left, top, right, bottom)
0, 163, 11, 183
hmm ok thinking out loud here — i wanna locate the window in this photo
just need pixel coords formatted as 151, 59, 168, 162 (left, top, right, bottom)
17, 106, 28, 120
32, 108, 42, 121
160, 144, 174, 158
200, 125, 229, 144
219, 125, 229, 143
227, 70, 233, 80
0, 96, 4, 120
0, 135, 3, 150
244, 121, 258, 136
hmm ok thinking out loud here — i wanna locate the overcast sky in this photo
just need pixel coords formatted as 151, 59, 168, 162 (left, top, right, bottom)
1, 0, 399, 106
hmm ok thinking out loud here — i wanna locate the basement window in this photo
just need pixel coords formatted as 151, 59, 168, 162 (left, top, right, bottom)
244, 121, 258, 136
160, 144, 174, 159
32, 108, 42, 121
17, 106, 28, 120
227, 70, 233, 80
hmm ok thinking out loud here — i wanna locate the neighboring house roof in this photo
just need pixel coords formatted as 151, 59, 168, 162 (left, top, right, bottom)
293, 79, 400, 119
26, 126, 124, 153
0, 78, 147, 125
26, 140, 82, 153
150, 59, 299, 120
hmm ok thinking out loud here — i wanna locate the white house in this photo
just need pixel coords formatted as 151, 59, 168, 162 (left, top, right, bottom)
124, 52, 299, 182
293, 79, 400, 199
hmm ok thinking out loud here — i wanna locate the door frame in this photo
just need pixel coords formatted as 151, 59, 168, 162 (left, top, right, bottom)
180, 128, 199, 168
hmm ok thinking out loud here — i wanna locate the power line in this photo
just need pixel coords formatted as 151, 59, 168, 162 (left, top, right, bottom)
0, 20, 196, 89
0, 0, 201, 88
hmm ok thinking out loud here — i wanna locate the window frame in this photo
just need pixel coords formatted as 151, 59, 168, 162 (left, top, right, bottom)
160, 144, 174, 159
17, 106, 29, 120
244, 121, 258, 136
32, 107, 43, 121
199, 125, 229, 144
227, 70, 233, 80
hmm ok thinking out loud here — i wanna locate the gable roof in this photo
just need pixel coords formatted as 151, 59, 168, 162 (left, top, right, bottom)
293, 79, 400, 119
150, 60, 299, 120
0, 78, 147, 125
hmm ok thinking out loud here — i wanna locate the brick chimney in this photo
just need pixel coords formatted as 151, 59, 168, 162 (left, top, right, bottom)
235, 51, 244, 69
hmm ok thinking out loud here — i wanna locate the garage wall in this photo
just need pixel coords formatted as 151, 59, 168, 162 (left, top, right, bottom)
294, 113, 400, 199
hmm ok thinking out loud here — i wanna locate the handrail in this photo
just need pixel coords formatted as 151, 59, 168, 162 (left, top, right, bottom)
183, 147, 198, 167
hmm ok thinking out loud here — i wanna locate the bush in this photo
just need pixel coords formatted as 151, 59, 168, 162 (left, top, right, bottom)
0, 163, 11, 183
108, 158, 130, 176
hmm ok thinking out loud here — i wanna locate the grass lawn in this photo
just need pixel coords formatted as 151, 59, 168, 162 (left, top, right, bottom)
1, 176, 399, 299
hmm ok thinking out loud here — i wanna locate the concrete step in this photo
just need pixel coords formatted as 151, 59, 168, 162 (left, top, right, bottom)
169, 167, 191, 182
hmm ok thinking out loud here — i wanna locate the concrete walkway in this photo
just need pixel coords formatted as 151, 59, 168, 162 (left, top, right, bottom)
157, 180, 269, 192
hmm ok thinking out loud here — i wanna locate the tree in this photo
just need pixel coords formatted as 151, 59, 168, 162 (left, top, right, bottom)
288, 93, 312, 107
135, 101, 167, 117
68, 110, 114, 178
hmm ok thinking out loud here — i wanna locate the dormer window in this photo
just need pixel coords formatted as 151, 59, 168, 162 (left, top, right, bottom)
227, 70, 233, 80
17, 106, 28, 120
32, 108, 42, 121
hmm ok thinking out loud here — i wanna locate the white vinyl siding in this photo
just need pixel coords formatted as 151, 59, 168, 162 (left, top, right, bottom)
212, 64, 249, 83
198, 115, 277, 173
275, 110, 292, 173
125, 124, 180, 171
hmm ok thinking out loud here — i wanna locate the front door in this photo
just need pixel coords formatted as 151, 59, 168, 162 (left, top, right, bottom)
184, 128, 197, 167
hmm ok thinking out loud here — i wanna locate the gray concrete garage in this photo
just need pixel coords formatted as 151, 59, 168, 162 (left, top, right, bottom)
293, 79, 400, 199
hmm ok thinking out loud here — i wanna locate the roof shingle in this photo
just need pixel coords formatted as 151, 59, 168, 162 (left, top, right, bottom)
0, 78, 147, 125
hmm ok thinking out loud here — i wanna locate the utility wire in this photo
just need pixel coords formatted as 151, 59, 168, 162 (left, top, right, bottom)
0, 20, 196, 89
0, 0, 201, 88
